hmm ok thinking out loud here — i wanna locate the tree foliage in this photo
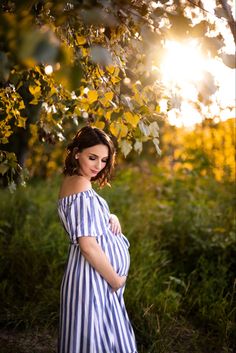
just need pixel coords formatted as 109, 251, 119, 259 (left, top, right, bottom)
160, 118, 235, 181
0, 0, 235, 185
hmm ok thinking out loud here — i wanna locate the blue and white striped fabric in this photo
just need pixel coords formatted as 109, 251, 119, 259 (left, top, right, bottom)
57, 189, 138, 353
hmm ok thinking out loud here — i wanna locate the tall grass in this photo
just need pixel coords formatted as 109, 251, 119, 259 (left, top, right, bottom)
0, 166, 235, 353
0, 178, 66, 328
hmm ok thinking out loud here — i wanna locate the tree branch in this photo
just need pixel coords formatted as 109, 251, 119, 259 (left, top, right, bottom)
187, 0, 236, 45
219, 0, 236, 45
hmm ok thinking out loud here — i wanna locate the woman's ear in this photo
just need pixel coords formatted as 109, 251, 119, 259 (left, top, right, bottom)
75, 153, 80, 160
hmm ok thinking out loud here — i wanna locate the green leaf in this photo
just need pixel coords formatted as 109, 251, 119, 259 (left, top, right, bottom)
0, 163, 9, 175
0, 137, 9, 144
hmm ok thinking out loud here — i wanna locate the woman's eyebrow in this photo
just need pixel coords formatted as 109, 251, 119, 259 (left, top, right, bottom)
89, 153, 108, 158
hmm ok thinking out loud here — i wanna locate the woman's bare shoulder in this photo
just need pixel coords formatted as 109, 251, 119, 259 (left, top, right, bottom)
58, 175, 91, 199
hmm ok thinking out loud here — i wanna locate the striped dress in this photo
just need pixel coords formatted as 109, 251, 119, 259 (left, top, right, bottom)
57, 189, 138, 353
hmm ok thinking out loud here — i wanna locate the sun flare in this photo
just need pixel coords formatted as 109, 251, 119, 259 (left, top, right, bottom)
159, 39, 235, 128
161, 40, 205, 86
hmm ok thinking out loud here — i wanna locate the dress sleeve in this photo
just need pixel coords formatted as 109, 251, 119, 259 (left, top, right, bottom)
68, 193, 97, 244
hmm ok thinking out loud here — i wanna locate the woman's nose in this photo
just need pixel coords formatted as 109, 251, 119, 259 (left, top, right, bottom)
96, 159, 102, 170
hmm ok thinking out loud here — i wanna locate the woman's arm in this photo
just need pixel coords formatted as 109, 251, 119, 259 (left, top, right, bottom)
78, 237, 126, 291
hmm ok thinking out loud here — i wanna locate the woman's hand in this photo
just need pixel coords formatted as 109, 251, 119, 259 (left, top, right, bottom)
109, 214, 122, 235
79, 237, 126, 292
112, 275, 127, 292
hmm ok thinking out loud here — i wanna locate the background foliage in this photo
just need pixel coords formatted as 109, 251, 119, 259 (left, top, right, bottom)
0, 0, 235, 186
0, 1, 235, 352
0, 118, 235, 353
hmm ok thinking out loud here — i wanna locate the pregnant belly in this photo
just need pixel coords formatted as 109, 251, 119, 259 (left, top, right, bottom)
98, 233, 130, 276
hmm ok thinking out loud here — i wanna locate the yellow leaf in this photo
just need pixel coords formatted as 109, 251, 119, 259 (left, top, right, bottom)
124, 112, 140, 127
12, 109, 19, 117
29, 85, 41, 96
5, 130, 12, 138
108, 66, 120, 84
22, 57, 36, 68
81, 47, 88, 57
17, 117, 27, 128
100, 97, 107, 107
95, 67, 104, 77
80, 97, 88, 104
96, 107, 103, 117
87, 90, 98, 104
49, 86, 57, 96
29, 99, 39, 105
106, 65, 115, 74
105, 111, 112, 121
30, 124, 38, 138
111, 76, 120, 84
100, 91, 114, 107
105, 91, 114, 101
94, 121, 105, 130
110, 121, 128, 140
155, 105, 160, 113
114, 67, 120, 77
0, 137, 9, 144
133, 92, 144, 105
213, 227, 225, 233
76, 35, 87, 45
80, 103, 89, 111
16, 81, 23, 90
47, 160, 57, 170
110, 122, 119, 137
19, 100, 25, 110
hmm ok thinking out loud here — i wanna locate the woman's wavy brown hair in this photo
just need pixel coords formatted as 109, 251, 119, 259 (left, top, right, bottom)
63, 126, 115, 187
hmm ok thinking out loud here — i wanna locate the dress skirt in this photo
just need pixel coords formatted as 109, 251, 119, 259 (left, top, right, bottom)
57, 189, 137, 353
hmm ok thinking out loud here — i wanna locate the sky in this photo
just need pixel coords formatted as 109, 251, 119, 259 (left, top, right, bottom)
157, 0, 235, 128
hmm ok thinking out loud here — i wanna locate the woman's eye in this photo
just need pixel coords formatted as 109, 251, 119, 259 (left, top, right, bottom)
88, 156, 108, 163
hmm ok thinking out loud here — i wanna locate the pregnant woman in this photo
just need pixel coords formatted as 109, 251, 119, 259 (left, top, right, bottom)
57, 126, 137, 353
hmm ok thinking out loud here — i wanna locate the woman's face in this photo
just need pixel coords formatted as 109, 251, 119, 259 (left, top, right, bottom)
75, 144, 109, 180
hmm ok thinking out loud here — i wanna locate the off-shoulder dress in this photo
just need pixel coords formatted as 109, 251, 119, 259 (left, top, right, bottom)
57, 189, 137, 353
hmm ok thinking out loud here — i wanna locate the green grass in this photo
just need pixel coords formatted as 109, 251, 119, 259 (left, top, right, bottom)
0, 166, 235, 353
